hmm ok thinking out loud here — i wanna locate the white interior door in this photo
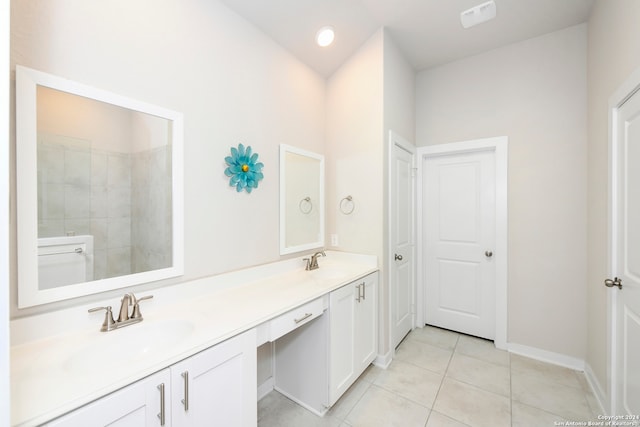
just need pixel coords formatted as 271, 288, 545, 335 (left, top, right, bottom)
423, 149, 496, 340
611, 85, 640, 415
389, 131, 415, 349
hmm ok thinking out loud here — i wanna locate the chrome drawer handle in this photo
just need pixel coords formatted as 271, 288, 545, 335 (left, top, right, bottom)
181, 371, 189, 411
157, 383, 165, 426
294, 312, 313, 324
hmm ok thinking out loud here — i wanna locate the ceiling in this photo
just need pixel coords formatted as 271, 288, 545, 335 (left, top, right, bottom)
219, 0, 595, 77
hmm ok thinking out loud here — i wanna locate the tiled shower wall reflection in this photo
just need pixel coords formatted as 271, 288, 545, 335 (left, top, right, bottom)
38, 134, 171, 280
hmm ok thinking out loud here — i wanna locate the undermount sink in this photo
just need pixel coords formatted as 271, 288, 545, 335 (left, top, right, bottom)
62, 319, 195, 373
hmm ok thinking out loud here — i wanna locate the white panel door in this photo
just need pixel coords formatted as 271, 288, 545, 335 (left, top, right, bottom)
389, 131, 415, 349
424, 149, 496, 339
612, 87, 640, 416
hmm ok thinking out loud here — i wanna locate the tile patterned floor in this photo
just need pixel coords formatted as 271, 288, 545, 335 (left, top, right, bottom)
258, 326, 602, 427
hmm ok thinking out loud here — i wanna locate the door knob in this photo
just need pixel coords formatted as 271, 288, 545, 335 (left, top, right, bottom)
485, 250, 493, 258
394, 254, 403, 261
604, 277, 622, 290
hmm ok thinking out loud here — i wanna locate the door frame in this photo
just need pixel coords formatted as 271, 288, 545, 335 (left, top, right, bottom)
387, 130, 416, 351
417, 137, 508, 349
607, 64, 640, 414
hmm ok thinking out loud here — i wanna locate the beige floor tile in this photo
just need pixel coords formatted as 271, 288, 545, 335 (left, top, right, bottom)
512, 368, 594, 421
446, 352, 510, 397
406, 325, 460, 351
358, 363, 382, 383
395, 339, 453, 374
258, 391, 343, 427
510, 354, 582, 389
373, 359, 443, 407
512, 401, 568, 427
346, 385, 430, 427
454, 334, 509, 367
433, 378, 510, 427
326, 378, 371, 420
426, 411, 471, 427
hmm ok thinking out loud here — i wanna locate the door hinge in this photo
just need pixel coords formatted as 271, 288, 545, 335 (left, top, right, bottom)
411, 167, 417, 178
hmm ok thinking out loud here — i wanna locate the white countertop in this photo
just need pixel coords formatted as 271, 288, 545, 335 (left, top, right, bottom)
10, 251, 378, 426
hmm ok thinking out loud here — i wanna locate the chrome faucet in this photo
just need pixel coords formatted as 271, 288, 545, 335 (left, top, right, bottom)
89, 292, 153, 332
304, 251, 326, 271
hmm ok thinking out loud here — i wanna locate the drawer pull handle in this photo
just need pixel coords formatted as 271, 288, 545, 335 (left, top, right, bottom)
294, 312, 313, 324
157, 383, 165, 426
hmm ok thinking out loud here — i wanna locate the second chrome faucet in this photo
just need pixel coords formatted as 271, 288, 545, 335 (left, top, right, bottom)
89, 292, 153, 332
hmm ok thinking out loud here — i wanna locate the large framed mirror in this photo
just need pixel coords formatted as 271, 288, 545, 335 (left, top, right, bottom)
16, 66, 184, 308
279, 144, 324, 255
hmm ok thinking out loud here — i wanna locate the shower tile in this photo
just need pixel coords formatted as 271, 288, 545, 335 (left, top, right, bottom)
91, 186, 108, 218
107, 246, 132, 278
39, 183, 65, 220
64, 185, 91, 219
91, 152, 108, 187
107, 218, 131, 248
107, 186, 131, 219
64, 149, 91, 186
108, 153, 131, 187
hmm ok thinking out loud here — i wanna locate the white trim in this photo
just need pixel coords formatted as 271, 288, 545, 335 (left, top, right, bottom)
416, 136, 508, 349
1, 0, 11, 422
373, 349, 393, 369
606, 65, 640, 415
585, 362, 609, 416
508, 343, 584, 371
257, 377, 275, 401
387, 130, 417, 352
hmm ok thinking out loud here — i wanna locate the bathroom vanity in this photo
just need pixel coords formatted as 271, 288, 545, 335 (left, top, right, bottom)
10, 251, 378, 426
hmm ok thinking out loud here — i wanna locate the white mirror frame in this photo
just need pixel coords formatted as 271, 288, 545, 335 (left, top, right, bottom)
16, 65, 184, 308
279, 144, 325, 255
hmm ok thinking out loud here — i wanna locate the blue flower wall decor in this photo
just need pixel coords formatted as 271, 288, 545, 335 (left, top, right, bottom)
224, 143, 264, 193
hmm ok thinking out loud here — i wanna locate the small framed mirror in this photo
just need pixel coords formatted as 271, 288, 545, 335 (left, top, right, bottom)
279, 144, 325, 255
16, 66, 184, 308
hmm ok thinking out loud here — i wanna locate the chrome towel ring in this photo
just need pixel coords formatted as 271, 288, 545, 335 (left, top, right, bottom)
340, 195, 355, 215
299, 197, 313, 214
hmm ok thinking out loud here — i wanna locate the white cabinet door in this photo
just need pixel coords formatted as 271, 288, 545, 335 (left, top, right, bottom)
46, 369, 171, 427
329, 281, 357, 405
329, 272, 378, 406
354, 273, 377, 373
170, 329, 256, 427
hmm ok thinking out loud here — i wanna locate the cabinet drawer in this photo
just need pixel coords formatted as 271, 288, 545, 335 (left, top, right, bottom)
269, 297, 325, 341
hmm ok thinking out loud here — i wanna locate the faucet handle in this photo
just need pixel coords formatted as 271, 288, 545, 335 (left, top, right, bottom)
88, 306, 116, 332
130, 294, 153, 319
303, 258, 311, 271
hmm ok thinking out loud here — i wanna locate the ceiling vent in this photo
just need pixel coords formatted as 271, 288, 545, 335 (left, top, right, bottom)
460, 0, 497, 29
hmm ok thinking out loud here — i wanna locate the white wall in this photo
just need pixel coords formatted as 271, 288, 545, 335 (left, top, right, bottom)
382, 31, 416, 354
586, 0, 640, 401
10, 0, 326, 316
326, 30, 385, 351
416, 24, 588, 360
1, 0, 11, 421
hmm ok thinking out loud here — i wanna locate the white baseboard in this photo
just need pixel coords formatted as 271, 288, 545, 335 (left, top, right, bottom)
373, 350, 393, 369
507, 343, 585, 371
257, 377, 274, 401
584, 362, 608, 415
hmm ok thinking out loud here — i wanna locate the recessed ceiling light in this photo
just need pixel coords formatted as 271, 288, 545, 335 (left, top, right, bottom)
316, 26, 335, 47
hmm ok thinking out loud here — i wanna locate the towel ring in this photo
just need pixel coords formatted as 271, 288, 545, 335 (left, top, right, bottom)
299, 197, 313, 214
340, 195, 355, 215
